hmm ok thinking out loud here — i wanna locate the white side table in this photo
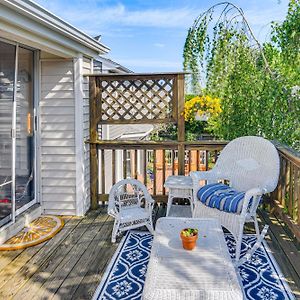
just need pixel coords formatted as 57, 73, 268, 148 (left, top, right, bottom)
164, 175, 194, 217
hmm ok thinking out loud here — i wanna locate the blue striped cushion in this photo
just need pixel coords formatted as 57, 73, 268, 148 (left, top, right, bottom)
197, 183, 248, 214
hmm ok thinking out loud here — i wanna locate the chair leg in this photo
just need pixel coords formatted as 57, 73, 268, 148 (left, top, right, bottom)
189, 196, 194, 217
235, 226, 244, 261
254, 215, 260, 238
146, 218, 154, 234
166, 194, 173, 216
111, 219, 120, 243
235, 225, 269, 267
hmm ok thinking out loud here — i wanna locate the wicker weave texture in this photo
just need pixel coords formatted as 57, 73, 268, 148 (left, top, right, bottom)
143, 217, 243, 300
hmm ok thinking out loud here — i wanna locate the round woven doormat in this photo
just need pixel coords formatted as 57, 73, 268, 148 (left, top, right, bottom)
0, 216, 64, 251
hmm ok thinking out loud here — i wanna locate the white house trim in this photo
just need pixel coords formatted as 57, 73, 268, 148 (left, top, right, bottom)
1, 0, 110, 54
0, 18, 77, 58
0, 1, 109, 59
74, 54, 85, 216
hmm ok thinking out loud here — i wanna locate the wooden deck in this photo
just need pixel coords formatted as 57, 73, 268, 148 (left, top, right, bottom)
0, 205, 299, 299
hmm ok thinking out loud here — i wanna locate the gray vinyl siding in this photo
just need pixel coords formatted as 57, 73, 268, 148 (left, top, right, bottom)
107, 125, 127, 140
82, 57, 91, 213
40, 59, 77, 215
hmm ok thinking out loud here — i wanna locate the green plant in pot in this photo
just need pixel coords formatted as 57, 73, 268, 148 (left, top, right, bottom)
180, 228, 198, 250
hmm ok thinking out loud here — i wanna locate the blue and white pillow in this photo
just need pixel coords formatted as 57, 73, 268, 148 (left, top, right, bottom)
197, 183, 251, 213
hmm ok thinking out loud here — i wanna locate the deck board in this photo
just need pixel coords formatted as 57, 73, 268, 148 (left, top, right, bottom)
258, 210, 300, 295
8, 213, 96, 299
72, 220, 118, 300
0, 205, 298, 299
35, 212, 110, 300
56, 216, 113, 300
11, 211, 99, 300
52, 214, 111, 299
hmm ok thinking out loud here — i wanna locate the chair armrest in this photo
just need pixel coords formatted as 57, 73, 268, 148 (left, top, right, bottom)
190, 170, 223, 190
190, 170, 222, 202
190, 170, 218, 181
241, 187, 265, 215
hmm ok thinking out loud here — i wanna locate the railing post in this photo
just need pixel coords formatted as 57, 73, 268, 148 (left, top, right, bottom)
89, 76, 99, 210
176, 74, 185, 175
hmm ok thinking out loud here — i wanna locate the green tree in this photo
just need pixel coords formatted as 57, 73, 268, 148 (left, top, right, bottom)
183, 1, 300, 150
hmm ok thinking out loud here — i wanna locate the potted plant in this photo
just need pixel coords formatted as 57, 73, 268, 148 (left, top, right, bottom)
180, 228, 198, 250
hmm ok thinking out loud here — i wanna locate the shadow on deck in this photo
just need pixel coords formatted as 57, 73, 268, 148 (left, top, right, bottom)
0, 205, 299, 299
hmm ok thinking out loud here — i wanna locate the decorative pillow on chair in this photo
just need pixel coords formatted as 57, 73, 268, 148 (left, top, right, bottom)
197, 183, 251, 214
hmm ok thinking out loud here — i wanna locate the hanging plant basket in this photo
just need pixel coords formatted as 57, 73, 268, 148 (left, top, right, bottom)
183, 95, 221, 123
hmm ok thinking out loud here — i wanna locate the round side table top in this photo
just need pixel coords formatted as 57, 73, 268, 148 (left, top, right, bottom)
164, 175, 193, 189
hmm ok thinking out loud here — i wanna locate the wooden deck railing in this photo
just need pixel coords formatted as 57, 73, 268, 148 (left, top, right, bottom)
269, 143, 300, 240
87, 72, 300, 242
91, 139, 300, 239
92, 140, 227, 203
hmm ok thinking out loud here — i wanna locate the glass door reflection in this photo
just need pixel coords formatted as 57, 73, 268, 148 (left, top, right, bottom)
16, 47, 35, 211
0, 41, 16, 226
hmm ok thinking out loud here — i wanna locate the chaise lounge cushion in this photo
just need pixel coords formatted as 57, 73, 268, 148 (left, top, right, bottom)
197, 183, 250, 214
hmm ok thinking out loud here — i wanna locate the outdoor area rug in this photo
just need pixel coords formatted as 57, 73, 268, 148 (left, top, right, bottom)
93, 231, 295, 300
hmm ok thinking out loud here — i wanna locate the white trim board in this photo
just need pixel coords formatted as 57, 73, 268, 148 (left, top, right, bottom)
74, 55, 85, 216
1, 0, 109, 55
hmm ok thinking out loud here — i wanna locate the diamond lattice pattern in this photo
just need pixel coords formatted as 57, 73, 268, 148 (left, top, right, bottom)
100, 78, 174, 122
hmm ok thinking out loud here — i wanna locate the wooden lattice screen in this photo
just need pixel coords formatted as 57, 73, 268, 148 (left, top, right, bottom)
100, 75, 176, 123
89, 73, 185, 127
88, 73, 186, 209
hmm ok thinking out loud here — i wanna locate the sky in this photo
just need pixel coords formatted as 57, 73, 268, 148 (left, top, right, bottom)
34, 0, 289, 73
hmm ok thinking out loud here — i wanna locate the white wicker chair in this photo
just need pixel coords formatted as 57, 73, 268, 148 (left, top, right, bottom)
191, 136, 280, 262
108, 178, 155, 243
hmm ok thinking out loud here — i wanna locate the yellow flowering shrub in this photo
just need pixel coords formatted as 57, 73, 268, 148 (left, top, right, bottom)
183, 95, 222, 122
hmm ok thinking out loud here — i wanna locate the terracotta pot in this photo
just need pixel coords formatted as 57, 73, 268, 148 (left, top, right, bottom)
180, 232, 198, 250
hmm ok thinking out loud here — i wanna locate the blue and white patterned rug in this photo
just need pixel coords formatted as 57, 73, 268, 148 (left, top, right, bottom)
93, 231, 295, 300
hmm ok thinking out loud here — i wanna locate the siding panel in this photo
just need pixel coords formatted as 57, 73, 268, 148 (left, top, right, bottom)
41, 139, 75, 147
41, 75, 73, 83
40, 59, 77, 215
41, 147, 75, 155
42, 178, 76, 187
41, 115, 74, 123
42, 186, 76, 194
41, 131, 75, 139
41, 154, 76, 163
41, 91, 75, 99
41, 162, 76, 171
40, 99, 74, 107
41, 123, 75, 131
42, 202, 76, 211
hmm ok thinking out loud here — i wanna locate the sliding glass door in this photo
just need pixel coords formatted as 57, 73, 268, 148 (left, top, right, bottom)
0, 41, 15, 226
0, 40, 36, 227
16, 47, 35, 213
